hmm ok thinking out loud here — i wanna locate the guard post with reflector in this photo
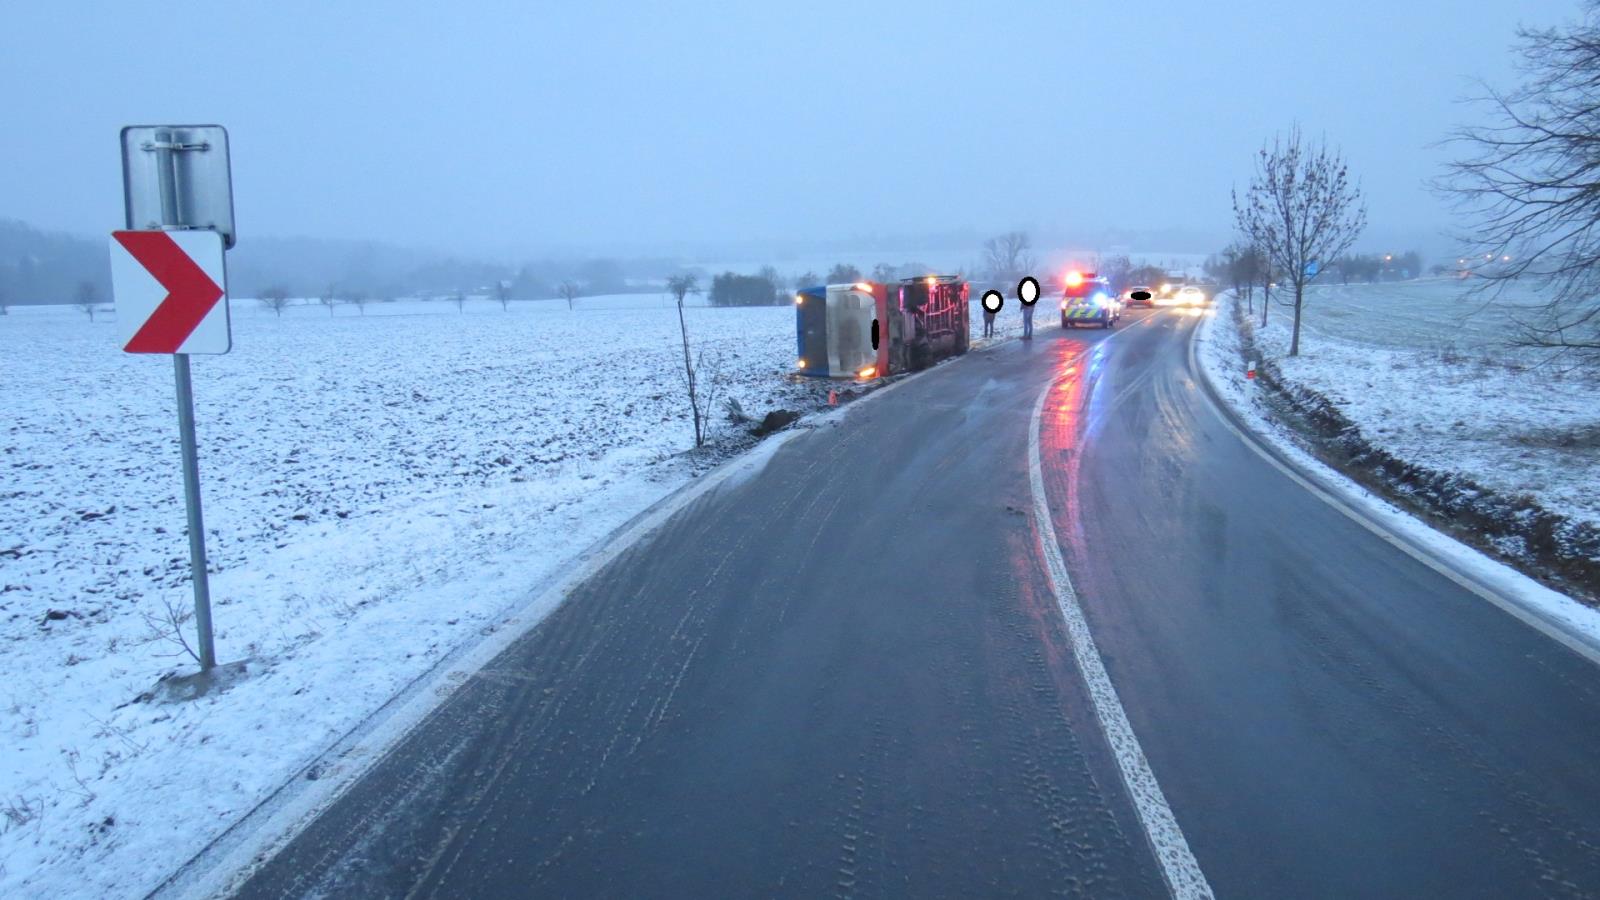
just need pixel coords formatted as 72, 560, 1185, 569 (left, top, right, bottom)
110, 125, 235, 673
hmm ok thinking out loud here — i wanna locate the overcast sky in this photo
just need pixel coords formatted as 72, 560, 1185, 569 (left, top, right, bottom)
1, 0, 1581, 258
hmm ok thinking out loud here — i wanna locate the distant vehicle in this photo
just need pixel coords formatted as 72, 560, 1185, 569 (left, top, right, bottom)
1123, 286, 1155, 308
1176, 285, 1207, 306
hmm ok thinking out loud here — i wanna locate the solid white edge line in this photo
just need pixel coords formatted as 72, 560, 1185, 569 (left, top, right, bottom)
1188, 305, 1600, 669
1027, 344, 1215, 900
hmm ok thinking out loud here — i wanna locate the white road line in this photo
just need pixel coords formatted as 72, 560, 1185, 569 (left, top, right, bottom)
1186, 314, 1600, 669
1027, 354, 1215, 900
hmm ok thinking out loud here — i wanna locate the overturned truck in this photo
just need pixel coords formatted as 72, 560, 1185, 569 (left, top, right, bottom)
794, 275, 969, 380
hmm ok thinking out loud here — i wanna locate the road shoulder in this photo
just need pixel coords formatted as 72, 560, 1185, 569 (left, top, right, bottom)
1191, 296, 1600, 663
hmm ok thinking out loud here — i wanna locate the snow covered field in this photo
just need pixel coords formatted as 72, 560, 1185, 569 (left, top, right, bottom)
1291, 278, 1551, 350
0, 292, 1021, 897
1213, 281, 1600, 529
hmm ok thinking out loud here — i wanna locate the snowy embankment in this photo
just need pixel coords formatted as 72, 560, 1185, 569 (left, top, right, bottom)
1198, 282, 1600, 595
0, 293, 1019, 897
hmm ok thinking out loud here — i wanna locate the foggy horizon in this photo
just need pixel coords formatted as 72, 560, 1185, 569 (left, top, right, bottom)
2, 0, 1580, 260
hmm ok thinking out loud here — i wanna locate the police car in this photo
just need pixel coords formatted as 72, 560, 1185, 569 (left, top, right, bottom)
1060, 270, 1119, 328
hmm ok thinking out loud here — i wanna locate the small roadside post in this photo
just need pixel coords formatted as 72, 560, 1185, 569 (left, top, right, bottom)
110, 125, 235, 674
1246, 360, 1258, 381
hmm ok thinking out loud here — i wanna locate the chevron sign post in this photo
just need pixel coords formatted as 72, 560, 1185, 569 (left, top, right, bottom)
113, 125, 236, 674
110, 230, 230, 354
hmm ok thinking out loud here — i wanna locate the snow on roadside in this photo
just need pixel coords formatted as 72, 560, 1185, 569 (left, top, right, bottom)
1196, 289, 1600, 645
1, 293, 1018, 898
1225, 285, 1600, 529
0, 298, 825, 898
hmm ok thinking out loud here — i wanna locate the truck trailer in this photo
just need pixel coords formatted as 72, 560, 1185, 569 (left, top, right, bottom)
794, 276, 969, 380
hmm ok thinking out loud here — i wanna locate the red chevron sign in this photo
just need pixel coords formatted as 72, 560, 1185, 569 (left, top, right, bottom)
109, 230, 230, 354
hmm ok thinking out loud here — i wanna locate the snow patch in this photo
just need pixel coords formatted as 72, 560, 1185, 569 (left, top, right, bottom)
1195, 290, 1600, 655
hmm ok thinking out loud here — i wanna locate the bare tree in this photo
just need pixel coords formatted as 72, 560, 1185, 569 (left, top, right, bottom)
74, 281, 99, 321
1234, 127, 1367, 355
1216, 243, 1262, 314
346, 290, 369, 316
453, 289, 467, 313
757, 265, 784, 304
1442, 5, 1600, 360
1098, 254, 1133, 291
558, 280, 582, 311
494, 279, 513, 311
792, 272, 820, 292
982, 231, 1036, 283
259, 285, 292, 318
666, 273, 711, 447
1256, 249, 1275, 328
0, 286, 9, 316
319, 284, 339, 316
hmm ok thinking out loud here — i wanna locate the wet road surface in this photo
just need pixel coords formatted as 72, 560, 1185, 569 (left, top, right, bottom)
233, 309, 1600, 898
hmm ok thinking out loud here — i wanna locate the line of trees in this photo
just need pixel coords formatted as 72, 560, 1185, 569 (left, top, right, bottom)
709, 271, 784, 306
1329, 251, 1423, 284
1218, 2, 1600, 366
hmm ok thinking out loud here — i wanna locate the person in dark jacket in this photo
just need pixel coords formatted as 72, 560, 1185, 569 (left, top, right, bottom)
1019, 276, 1039, 339
981, 289, 1001, 338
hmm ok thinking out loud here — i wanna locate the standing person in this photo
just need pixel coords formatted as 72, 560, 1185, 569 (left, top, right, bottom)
1019, 276, 1039, 339
980, 289, 1001, 338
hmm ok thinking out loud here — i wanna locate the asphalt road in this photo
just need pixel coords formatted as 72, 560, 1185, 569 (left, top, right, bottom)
232, 308, 1600, 898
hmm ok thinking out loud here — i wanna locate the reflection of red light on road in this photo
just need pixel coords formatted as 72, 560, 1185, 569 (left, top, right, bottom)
1040, 344, 1092, 570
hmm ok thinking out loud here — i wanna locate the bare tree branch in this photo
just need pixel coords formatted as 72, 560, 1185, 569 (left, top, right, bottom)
558, 280, 582, 312
258, 285, 291, 318
982, 232, 1036, 284
1440, 4, 1600, 360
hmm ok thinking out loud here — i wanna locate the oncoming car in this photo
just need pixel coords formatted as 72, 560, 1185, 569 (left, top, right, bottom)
1176, 285, 1207, 306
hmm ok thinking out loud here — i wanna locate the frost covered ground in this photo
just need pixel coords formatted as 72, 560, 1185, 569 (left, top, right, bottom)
0, 292, 1021, 898
1208, 280, 1600, 530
